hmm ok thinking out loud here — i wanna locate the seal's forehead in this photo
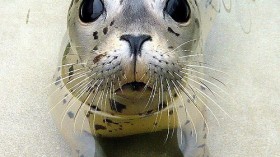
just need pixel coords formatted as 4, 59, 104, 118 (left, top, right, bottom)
121, 1, 150, 19
106, 0, 199, 19
111, 0, 197, 9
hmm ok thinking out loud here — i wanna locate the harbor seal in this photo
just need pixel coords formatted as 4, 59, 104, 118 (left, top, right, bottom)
48, 0, 237, 156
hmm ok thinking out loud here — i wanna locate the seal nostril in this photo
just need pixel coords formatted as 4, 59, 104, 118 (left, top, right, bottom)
120, 34, 152, 56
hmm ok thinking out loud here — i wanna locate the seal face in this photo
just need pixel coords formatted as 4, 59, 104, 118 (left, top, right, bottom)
67, 0, 200, 116
49, 0, 220, 156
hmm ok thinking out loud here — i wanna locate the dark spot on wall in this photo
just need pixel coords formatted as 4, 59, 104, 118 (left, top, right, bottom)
95, 125, 107, 130
168, 46, 174, 49
25, 9, 31, 24
167, 27, 180, 36
185, 120, 190, 125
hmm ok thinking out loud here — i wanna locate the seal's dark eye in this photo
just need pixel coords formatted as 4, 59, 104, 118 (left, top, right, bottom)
164, 0, 191, 23
80, 0, 104, 23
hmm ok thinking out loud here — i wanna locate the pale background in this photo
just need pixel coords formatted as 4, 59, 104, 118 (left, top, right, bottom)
0, 0, 279, 156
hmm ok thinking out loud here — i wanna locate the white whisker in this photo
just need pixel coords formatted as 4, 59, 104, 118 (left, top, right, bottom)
57, 62, 87, 68
179, 54, 203, 58
183, 64, 229, 76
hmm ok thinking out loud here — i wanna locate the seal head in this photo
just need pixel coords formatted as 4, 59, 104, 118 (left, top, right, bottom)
64, 0, 210, 137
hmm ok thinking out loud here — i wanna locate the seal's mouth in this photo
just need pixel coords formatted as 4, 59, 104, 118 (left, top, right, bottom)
123, 82, 146, 91
115, 82, 152, 93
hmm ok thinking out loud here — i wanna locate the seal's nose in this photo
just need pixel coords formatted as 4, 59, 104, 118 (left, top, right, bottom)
120, 34, 152, 56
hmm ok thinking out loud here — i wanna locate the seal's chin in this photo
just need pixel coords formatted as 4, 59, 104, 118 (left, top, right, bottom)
115, 82, 152, 99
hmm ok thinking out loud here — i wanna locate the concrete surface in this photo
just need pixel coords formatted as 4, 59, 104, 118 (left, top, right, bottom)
0, 0, 279, 156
